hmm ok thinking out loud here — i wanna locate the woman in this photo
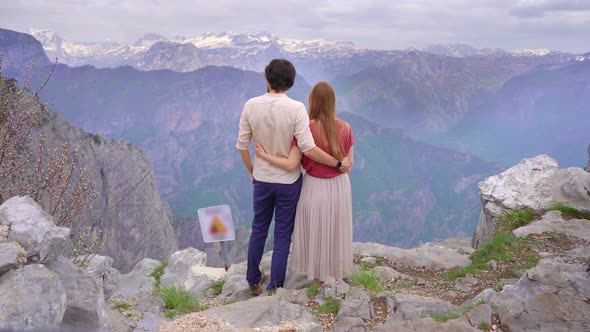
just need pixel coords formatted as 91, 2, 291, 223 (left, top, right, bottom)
255, 81, 354, 282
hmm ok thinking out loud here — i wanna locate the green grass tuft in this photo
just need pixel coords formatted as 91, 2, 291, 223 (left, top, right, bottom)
429, 311, 462, 323
208, 280, 224, 295
312, 298, 341, 316
480, 321, 491, 329
157, 285, 202, 316
350, 269, 384, 293
150, 261, 168, 288
550, 202, 590, 219
444, 233, 536, 281
360, 261, 377, 269
498, 208, 536, 234
307, 281, 321, 298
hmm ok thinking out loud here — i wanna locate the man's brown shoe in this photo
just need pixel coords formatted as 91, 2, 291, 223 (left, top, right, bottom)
249, 268, 266, 296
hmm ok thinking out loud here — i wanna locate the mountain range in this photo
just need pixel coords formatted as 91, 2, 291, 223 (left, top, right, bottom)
1, 27, 589, 248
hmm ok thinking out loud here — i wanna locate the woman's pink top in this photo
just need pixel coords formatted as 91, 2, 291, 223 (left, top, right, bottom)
297, 120, 354, 178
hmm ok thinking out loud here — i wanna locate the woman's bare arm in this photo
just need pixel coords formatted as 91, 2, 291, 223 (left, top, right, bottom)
255, 144, 302, 172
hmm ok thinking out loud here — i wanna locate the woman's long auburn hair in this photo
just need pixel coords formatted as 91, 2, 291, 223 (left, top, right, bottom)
308, 82, 343, 160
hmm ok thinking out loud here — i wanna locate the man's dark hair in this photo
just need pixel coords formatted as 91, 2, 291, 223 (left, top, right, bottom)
265, 59, 296, 92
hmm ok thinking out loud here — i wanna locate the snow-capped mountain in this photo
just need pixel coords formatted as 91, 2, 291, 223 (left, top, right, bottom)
422, 43, 506, 57
28, 29, 582, 82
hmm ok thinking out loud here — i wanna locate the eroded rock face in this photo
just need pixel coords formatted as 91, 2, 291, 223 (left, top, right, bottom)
472, 155, 590, 248
0, 264, 67, 329
0, 196, 72, 261
34, 110, 178, 273
489, 258, 590, 331
47, 256, 107, 329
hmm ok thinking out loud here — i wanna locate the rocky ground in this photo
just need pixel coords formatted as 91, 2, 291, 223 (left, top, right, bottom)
1, 154, 589, 331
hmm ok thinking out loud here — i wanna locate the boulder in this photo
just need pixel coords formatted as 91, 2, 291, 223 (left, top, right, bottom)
336, 288, 372, 320
388, 294, 462, 322
0, 196, 73, 261
472, 155, 590, 248
276, 287, 309, 306
513, 210, 590, 241
115, 258, 160, 299
133, 312, 165, 332
160, 248, 225, 297
353, 242, 471, 270
201, 295, 320, 330
81, 254, 120, 300
489, 258, 590, 331
106, 309, 136, 332
0, 264, 67, 329
0, 242, 25, 273
47, 256, 107, 329
465, 304, 492, 328
453, 274, 480, 293
111, 258, 164, 314
321, 276, 351, 300
375, 316, 478, 332
333, 317, 366, 332
373, 266, 407, 283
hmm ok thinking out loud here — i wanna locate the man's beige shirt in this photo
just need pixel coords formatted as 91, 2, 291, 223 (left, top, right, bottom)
236, 93, 315, 184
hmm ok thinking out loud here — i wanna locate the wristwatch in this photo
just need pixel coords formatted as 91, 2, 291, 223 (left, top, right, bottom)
336, 160, 342, 169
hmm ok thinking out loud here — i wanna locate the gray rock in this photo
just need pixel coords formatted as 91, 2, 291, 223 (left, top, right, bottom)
0, 196, 72, 260
284, 270, 315, 290
489, 258, 590, 331
47, 256, 107, 329
353, 241, 471, 270
376, 316, 478, 332
454, 274, 479, 293
160, 247, 224, 297
585, 144, 590, 172
333, 317, 366, 332
81, 254, 120, 300
106, 309, 136, 332
513, 210, 590, 242
115, 258, 160, 299
0, 264, 67, 329
133, 312, 165, 332
466, 304, 492, 328
373, 266, 407, 283
432, 237, 476, 255
461, 288, 495, 310
0, 242, 25, 273
567, 246, 590, 260
0, 225, 8, 241
276, 288, 309, 306
472, 155, 590, 248
360, 256, 377, 265
336, 288, 372, 320
388, 294, 462, 322
201, 295, 319, 330
321, 276, 351, 300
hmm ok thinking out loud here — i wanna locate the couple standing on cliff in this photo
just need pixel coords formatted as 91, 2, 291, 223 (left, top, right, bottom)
236, 59, 355, 294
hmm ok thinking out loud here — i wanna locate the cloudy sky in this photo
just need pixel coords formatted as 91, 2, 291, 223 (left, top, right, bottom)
2, 0, 590, 52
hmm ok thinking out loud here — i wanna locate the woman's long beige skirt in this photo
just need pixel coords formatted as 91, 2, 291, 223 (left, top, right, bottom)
290, 173, 353, 281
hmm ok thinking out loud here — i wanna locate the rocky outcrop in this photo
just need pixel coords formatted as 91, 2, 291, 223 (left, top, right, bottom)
0, 196, 72, 262
0, 28, 51, 80
200, 295, 321, 331
47, 256, 107, 329
472, 155, 590, 248
160, 247, 225, 297
0, 264, 67, 329
489, 258, 590, 331
352, 240, 471, 270
34, 110, 178, 272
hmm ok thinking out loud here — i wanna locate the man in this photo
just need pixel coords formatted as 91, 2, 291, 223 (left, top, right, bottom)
236, 59, 351, 294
